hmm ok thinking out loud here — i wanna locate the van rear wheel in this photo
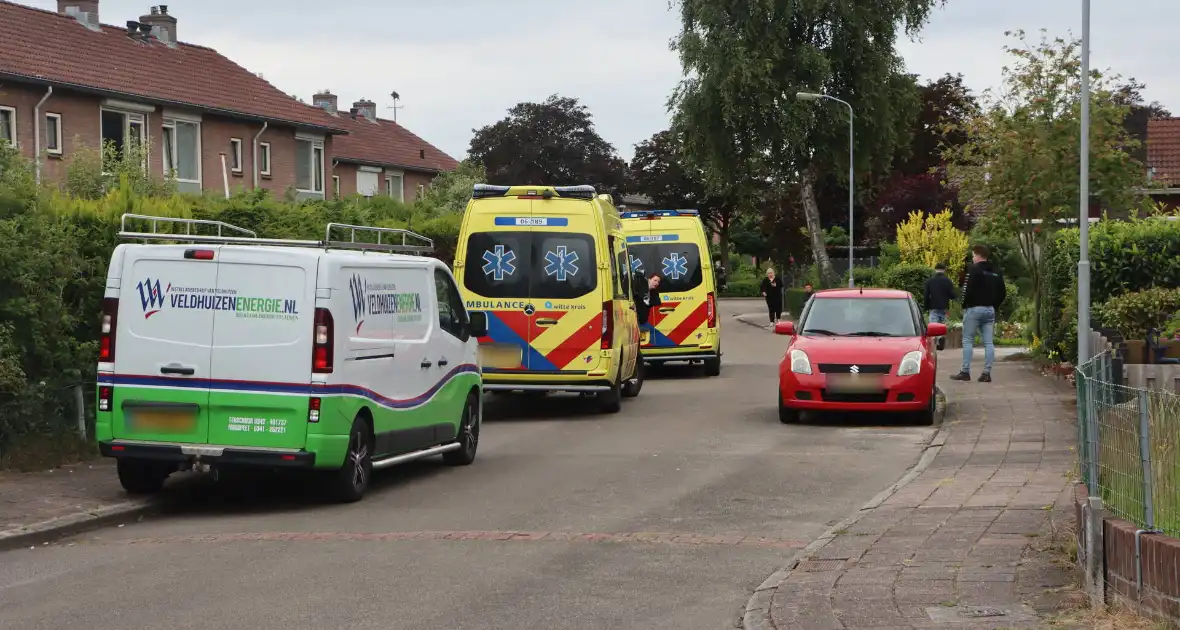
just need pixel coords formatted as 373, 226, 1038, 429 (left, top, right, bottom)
444, 394, 480, 466
116, 459, 170, 494
621, 354, 644, 398
329, 417, 372, 503
704, 354, 722, 377
597, 373, 623, 414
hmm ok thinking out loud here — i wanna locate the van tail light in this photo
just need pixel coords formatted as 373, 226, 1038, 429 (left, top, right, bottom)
312, 308, 334, 373
99, 297, 119, 362
600, 301, 613, 349
706, 292, 717, 328
307, 396, 321, 423
98, 385, 113, 412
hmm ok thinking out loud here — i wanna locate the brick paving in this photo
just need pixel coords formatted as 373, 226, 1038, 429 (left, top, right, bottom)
762, 355, 1078, 630
0, 460, 137, 534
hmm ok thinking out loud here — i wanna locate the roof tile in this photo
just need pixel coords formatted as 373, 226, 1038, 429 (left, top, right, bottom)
333, 114, 459, 173
1147, 118, 1180, 187
0, 0, 347, 132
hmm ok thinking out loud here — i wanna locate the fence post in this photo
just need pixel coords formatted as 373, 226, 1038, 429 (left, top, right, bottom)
1077, 365, 1089, 488
1137, 392, 1154, 531
1085, 496, 1107, 607
1086, 357, 1101, 497
73, 384, 87, 442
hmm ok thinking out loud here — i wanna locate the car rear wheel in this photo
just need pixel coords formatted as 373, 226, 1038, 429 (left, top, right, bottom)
621, 353, 644, 398
778, 394, 800, 424
915, 386, 937, 426
117, 459, 171, 494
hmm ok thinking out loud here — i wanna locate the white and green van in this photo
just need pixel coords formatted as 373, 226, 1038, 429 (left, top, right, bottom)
96, 215, 485, 502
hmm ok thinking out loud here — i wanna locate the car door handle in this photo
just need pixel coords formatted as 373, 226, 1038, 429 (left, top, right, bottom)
420, 359, 432, 369
437, 357, 449, 367
536, 318, 559, 326
160, 366, 195, 376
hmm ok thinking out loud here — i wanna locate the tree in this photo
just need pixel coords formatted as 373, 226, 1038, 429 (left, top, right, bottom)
467, 95, 626, 194
627, 129, 741, 265
670, 0, 940, 287
944, 30, 1146, 335
895, 209, 969, 280
418, 159, 488, 215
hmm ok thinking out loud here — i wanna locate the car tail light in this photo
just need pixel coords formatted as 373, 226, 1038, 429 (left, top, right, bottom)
99, 298, 118, 362
600, 301, 613, 349
308, 396, 321, 423
312, 308, 334, 373
98, 385, 113, 412
706, 292, 717, 328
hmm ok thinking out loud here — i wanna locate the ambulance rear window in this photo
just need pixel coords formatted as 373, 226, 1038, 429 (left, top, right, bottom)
463, 231, 597, 300
627, 242, 703, 294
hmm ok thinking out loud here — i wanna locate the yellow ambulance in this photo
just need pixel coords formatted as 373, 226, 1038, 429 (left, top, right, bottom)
620, 209, 721, 376
454, 185, 642, 413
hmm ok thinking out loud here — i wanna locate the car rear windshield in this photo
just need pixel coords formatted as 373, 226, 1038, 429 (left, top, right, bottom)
626, 242, 703, 294
801, 297, 919, 337
463, 231, 597, 300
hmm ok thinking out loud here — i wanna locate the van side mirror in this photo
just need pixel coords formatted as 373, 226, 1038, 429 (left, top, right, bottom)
468, 311, 488, 338
774, 321, 795, 336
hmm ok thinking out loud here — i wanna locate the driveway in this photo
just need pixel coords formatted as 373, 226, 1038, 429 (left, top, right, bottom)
0, 300, 934, 630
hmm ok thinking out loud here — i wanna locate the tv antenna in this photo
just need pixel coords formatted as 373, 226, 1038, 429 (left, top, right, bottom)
387, 90, 403, 123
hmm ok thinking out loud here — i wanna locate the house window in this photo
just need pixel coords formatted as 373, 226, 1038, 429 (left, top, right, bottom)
295, 138, 324, 194
0, 106, 17, 146
386, 172, 404, 202
45, 112, 63, 155
100, 109, 146, 161
161, 118, 201, 183
416, 183, 426, 200
229, 138, 242, 173
332, 175, 340, 199
259, 142, 271, 176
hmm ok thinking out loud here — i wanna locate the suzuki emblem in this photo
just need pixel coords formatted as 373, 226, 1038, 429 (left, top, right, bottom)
850, 365, 859, 374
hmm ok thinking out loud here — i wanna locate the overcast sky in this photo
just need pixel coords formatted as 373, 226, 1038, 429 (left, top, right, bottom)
28, 0, 1177, 162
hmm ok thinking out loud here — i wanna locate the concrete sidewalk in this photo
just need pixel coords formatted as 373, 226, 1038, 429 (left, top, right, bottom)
744, 355, 1078, 629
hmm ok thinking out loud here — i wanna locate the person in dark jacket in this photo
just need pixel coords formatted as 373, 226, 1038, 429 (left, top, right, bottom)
923, 262, 957, 350
759, 267, 785, 324
951, 245, 1006, 383
633, 272, 663, 325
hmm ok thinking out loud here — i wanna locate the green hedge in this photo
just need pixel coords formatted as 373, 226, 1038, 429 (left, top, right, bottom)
879, 262, 934, 300
842, 266, 883, 287
785, 289, 809, 317
1042, 216, 1180, 360
1097, 287, 1180, 340
719, 277, 761, 298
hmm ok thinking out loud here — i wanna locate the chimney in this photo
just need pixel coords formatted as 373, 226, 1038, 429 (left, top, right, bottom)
352, 99, 377, 123
58, 1, 100, 29
313, 90, 338, 115
348, 107, 359, 120
139, 5, 178, 45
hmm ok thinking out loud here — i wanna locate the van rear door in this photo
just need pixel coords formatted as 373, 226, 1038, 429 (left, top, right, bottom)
112, 246, 218, 444
205, 248, 317, 449
627, 226, 709, 349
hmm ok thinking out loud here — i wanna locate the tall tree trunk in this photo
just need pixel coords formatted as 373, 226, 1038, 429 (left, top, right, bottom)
800, 169, 837, 287
717, 209, 732, 273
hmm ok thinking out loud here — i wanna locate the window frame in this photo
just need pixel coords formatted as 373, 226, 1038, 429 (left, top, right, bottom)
385, 170, 404, 202
99, 108, 147, 172
258, 141, 271, 176
332, 175, 340, 199
434, 268, 470, 342
416, 183, 426, 200
0, 106, 15, 146
44, 112, 63, 155
294, 136, 325, 195
160, 117, 201, 185
229, 137, 243, 173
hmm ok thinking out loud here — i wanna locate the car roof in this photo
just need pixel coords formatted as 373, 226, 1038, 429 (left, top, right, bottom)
814, 288, 911, 299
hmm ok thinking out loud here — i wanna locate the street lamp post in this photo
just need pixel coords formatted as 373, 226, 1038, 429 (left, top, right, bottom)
1077, 0, 1092, 365
797, 91, 855, 288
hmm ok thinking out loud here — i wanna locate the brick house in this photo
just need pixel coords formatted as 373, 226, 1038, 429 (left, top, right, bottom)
311, 91, 458, 202
1146, 118, 1180, 212
0, 0, 456, 201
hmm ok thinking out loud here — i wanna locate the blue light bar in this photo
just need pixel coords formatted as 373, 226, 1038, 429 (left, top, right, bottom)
620, 209, 701, 219
472, 184, 511, 199
553, 185, 597, 199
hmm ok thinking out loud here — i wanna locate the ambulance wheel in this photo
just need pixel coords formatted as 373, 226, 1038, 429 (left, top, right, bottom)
330, 416, 372, 503
117, 459, 170, 494
621, 354, 644, 398
597, 375, 623, 414
444, 394, 480, 466
704, 354, 722, 377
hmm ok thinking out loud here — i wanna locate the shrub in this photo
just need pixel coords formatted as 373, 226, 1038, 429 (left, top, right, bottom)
720, 277, 761, 298
1096, 287, 1180, 340
878, 262, 934, 300
843, 266, 882, 287
784, 288, 809, 317
895, 209, 969, 281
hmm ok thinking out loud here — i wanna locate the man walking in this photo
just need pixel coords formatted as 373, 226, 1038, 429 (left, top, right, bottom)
923, 262, 956, 351
950, 245, 1006, 383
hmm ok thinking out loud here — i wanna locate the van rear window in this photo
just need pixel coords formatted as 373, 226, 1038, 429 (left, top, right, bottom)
627, 242, 703, 294
463, 231, 597, 300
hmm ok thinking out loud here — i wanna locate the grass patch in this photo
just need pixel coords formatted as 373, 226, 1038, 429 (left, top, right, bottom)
0, 432, 97, 472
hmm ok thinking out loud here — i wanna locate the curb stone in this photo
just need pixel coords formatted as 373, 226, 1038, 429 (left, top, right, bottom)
740, 388, 950, 629
0, 499, 157, 552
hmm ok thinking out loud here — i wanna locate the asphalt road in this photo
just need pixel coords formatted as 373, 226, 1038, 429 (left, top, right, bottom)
0, 300, 935, 630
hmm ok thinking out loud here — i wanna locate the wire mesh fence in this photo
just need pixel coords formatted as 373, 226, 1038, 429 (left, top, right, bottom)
0, 380, 97, 472
1077, 351, 1180, 537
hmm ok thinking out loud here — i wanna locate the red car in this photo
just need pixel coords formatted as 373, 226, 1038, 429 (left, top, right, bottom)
773, 288, 945, 425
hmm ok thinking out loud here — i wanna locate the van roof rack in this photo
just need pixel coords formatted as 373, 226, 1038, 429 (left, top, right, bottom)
117, 214, 434, 255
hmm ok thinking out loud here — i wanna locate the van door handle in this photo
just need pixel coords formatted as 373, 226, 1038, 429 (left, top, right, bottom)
420, 359, 432, 369
536, 318, 559, 326
658, 307, 675, 313
437, 357, 449, 367
160, 366, 195, 376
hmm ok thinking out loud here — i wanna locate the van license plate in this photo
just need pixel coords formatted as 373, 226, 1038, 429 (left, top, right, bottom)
129, 410, 197, 433
480, 344, 523, 369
